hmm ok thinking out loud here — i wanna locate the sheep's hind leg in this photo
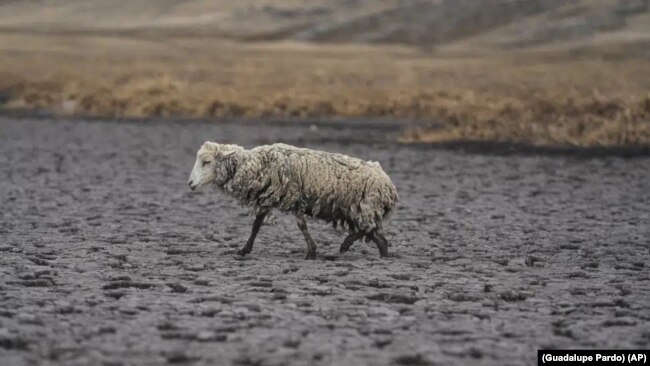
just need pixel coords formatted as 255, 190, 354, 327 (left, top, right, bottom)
237, 212, 267, 256
370, 231, 389, 258
296, 214, 317, 260
339, 232, 365, 253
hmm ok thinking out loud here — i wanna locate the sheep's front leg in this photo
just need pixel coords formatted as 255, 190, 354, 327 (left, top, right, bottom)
339, 231, 365, 253
237, 212, 267, 256
296, 214, 317, 260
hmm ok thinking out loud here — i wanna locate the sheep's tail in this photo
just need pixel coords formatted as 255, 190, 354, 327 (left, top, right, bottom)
378, 182, 399, 226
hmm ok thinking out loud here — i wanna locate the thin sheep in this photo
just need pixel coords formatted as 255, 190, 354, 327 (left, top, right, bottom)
188, 142, 398, 259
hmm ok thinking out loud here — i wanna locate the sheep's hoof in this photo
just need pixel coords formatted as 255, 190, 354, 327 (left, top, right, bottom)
377, 245, 389, 258
305, 252, 317, 260
339, 244, 349, 253
237, 248, 251, 256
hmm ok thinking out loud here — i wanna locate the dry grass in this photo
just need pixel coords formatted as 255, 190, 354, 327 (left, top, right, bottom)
0, 33, 649, 147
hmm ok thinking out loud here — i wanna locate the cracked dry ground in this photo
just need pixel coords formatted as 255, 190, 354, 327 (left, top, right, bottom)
0, 116, 649, 366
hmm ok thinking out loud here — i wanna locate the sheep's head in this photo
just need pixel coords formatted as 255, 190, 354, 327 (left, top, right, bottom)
188, 142, 242, 191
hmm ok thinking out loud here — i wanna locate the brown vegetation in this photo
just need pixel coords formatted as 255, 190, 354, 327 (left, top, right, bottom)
0, 32, 649, 147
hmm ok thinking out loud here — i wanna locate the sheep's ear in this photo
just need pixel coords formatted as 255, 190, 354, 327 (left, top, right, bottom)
222, 150, 236, 157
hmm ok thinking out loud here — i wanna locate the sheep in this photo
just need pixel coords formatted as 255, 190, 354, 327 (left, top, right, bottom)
188, 141, 398, 259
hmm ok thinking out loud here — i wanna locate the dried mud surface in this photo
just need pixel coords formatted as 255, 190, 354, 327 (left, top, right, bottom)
1, 116, 649, 366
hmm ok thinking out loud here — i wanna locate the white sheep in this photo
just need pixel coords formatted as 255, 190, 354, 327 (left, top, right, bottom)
188, 142, 398, 259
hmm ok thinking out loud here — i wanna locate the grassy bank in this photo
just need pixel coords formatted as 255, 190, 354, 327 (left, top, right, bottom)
1, 33, 648, 147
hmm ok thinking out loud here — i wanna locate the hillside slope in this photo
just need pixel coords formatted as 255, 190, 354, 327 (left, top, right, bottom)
0, 0, 648, 49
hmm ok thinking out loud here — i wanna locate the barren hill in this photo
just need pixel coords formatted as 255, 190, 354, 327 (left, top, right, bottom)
0, 0, 648, 50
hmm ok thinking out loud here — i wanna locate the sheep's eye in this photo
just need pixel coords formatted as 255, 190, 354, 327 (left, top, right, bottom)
202, 160, 211, 167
